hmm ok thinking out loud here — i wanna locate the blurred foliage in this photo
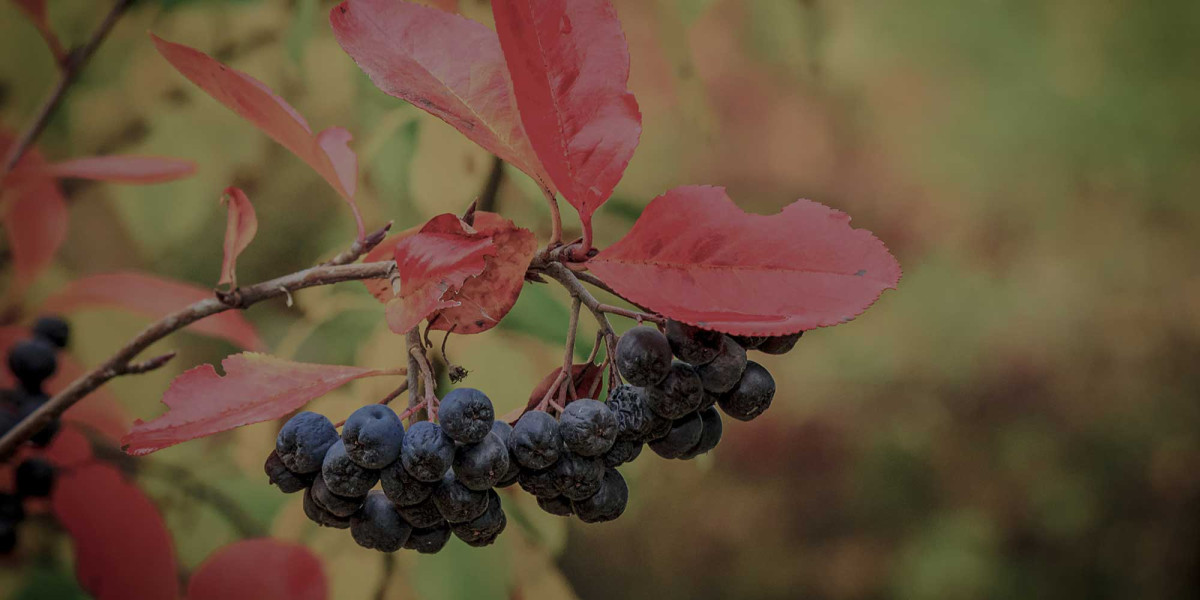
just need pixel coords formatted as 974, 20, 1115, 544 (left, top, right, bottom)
3, 0, 1200, 599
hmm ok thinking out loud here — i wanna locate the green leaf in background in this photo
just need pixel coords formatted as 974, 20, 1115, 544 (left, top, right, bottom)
675, 0, 718, 26
370, 117, 421, 218
11, 567, 89, 600
286, 0, 319, 66
414, 537, 513, 600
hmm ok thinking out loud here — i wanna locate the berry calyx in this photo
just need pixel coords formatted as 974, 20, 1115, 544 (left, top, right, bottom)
400, 421, 455, 482
438, 388, 495, 444
558, 399, 618, 457
342, 404, 404, 469
509, 411, 561, 470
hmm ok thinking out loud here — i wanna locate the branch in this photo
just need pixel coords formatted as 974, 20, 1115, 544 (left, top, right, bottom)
0, 259, 395, 459
540, 262, 620, 391
477, 155, 504, 213
1, 0, 135, 180
404, 328, 426, 423
321, 221, 392, 267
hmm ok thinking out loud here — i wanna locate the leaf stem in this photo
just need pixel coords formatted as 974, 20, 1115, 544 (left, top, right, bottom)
405, 327, 426, 424
595, 303, 664, 325
561, 298, 582, 401
540, 262, 620, 392
543, 187, 563, 247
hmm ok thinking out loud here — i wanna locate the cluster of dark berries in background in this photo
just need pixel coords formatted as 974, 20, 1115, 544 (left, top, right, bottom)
0, 457, 56, 554
264, 319, 797, 553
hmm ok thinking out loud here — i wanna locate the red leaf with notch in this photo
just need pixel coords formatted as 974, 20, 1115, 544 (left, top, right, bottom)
41, 155, 197, 184
121, 353, 398, 456
427, 212, 536, 334
330, 0, 550, 190
52, 463, 179, 600
1, 131, 67, 290
189, 539, 327, 600
491, 0, 641, 235
43, 272, 264, 350
588, 186, 901, 335
218, 187, 258, 288
385, 214, 496, 334
151, 34, 364, 238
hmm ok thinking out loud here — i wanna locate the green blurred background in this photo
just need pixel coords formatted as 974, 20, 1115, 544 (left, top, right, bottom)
3, 0, 1199, 598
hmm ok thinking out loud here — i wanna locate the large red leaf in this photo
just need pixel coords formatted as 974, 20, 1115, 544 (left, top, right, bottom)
1, 131, 68, 290
588, 186, 901, 335
427, 212, 537, 334
361, 226, 417, 302
150, 34, 364, 238
218, 187, 258, 288
385, 214, 496, 334
52, 463, 179, 600
492, 0, 641, 236
122, 353, 397, 455
43, 272, 263, 350
41, 155, 197, 184
189, 539, 326, 600
329, 0, 550, 190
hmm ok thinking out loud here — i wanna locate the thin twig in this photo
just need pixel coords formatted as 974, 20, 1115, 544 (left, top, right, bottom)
321, 221, 393, 266
0, 260, 395, 459
408, 346, 438, 411
1, 0, 135, 180
542, 187, 563, 247
477, 155, 505, 213
561, 298, 581, 401
405, 328, 426, 423
596, 303, 665, 325
115, 351, 178, 375
375, 552, 397, 600
397, 399, 428, 422
541, 262, 621, 391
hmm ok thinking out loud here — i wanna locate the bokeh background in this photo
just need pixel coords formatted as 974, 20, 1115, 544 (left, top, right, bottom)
3, 0, 1200, 598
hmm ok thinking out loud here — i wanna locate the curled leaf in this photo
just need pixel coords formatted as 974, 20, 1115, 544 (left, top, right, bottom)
42, 155, 197, 184
218, 187, 258, 288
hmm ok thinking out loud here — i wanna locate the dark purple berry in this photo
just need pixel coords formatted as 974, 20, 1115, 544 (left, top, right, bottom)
400, 421, 455, 482
553, 452, 605, 501
404, 524, 451, 553
645, 409, 673, 441
453, 431, 511, 491
32, 316, 69, 349
351, 491, 412, 552
732, 335, 768, 350
646, 361, 703, 419
509, 411, 561, 469
602, 438, 643, 468
342, 404, 404, 469
438, 388, 494, 444
681, 406, 723, 460
397, 497, 446, 529
15, 458, 55, 498
518, 467, 561, 498
648, 411, 703, 459
321, 439, 379, 497
303, 486, 350, 529
264, 451, 313, 494
758, 332, 803, 355
665, 320, 722, 365
450, 490, 506, 547
7, 339, 56, 390
696, 336, 747, 394
536, 495, 574, 517
276, 411, 339, 474
381, 458, 435, 506
559, 399, 617, 457
615, 326, 672, 386
311, 473, 366, 517
572, 468, 628, 524
490, 421, 520, 486
718, 361, 775, 421
432, 471, 490, 523
606, 385, 655, 440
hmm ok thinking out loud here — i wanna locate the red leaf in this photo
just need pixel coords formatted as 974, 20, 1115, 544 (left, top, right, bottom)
329, 0, 550, 189
218, 187, 258, 288
150, 34, 364, 239
121, 353, 398, 455
492, 0, 641, 235
52, 463, 179, 600
502, 361, 605, 423
361, 225, 419, 302
427, 212, 537, 334
587, 186, 901, 335
41, 155, 197, 184
43, 272, 263, 350
189, 539, 326, 600
1, 131, 68, 290
11, 0, 65, 60
385, 214, 496, 334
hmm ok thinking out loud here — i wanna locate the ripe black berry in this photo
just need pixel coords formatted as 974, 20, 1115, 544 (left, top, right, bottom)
351, 491, 412, 552
606, 385, 655, 440
758, 332, 802, 355
342, 404, 404, 469
718, 361, 775, 421
400, 421, 455, 482
537, 495, 574, 517
303, 486, 351, 529
321, 439, 380, 497
553, 451, 605, 501
572, 468, 628, 524
732, 335, 768, 350
453, 431, 511, 491
696, 335, 747, 394
15, 458, 55, 498
681, 406, 723, 460
509, 411, 561, 469
603, 438, 643, 468
645, 409, 673, 441
665, 320, 723, 365
380, 459, 435, 506
451, 490, 506, 547
490, 420, 520, 486
7, 339, 57, 390
559, 399, 617, 457
264, 450, 313, 493
404, 524, 451, 553
648, 411, 703, 459
646, 361, 703, 419
32, 316, 69, 348
397, 497, 446, 529
432, 471, 490, 523
311, 474, 366, 517
517, 467, 560, 498
438, 388, 494, 444
615, 326, 672, 386
276, 411, 339, 474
